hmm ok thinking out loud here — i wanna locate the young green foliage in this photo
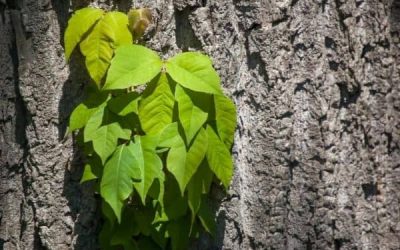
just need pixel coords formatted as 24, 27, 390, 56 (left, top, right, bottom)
64, 8, 105, 61
104, 45, 163, 90
139, 73, 175, 135
166, 52, 223, 95
65, 6, 237, 250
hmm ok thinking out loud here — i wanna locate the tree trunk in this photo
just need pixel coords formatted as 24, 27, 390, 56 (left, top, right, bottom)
1, 0, 399, 249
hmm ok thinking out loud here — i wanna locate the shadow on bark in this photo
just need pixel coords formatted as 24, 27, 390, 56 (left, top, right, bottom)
51, 0, 102, 249
174, 6, 202, 51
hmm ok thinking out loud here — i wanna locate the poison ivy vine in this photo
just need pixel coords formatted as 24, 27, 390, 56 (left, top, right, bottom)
65, 6, 236, 250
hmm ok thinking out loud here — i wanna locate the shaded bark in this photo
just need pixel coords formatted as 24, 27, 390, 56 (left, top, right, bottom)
1, 0, 400, 249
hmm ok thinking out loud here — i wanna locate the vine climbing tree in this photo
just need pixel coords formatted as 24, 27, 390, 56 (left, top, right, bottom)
64, 7, 236, 250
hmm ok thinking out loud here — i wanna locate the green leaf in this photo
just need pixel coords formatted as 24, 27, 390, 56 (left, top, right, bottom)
69, 103, 99, 132
99, 201, 117, 249
102, 198, 117, 224
112, 235, 138, 250
167, 216, 191, 250
108, 92, 140, 116
137, 237, 161, 250
90, 123, 131, 164
68, 92, 109, 132
80, 156, 103, 184
99, 218, 114, 249
84, 106, 105, 142
198, 197, 216, 236
139, 73, 175, 135
150, 223, 168, 249
187, 160, 214, 217
80, 12, 132, 85
100, 143, 141, 222
110, 207, 139, 250
154, 173, 187, 222
167, 127, 208, 194
214, 95, 236, 149
80, 163, 98, 183
83, 107, 131, 163
147, 178, 165, 208
166, 52, 223, 95
132, 203, 157, 236
64, 7, 105, 61
118, 112, 142, 133
175, 85, 209, 143
206, 126, 233, 189
104, 45, 163, 90
157, 122, 182, 148
131, 135, 164, 204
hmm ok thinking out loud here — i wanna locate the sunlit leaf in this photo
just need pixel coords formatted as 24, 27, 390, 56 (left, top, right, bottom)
104, 45, 162, 90
157, 122, 181, 148
64, 7, 104, 61
139, 73, 175, 135
166, 52, 223, 94
80, 12, 132, 85
83, 107, 131, 163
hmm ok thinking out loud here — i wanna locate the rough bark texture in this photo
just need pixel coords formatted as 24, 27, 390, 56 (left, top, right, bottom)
1, 0, 400, 249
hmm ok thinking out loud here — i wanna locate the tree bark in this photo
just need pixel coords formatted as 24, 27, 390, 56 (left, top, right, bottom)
1, 0, 400, 249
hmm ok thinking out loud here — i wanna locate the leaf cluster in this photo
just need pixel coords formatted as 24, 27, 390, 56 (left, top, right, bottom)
65, 7, 237, 250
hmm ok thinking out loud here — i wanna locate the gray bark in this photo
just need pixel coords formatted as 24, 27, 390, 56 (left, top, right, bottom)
1, 0, 400, 249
